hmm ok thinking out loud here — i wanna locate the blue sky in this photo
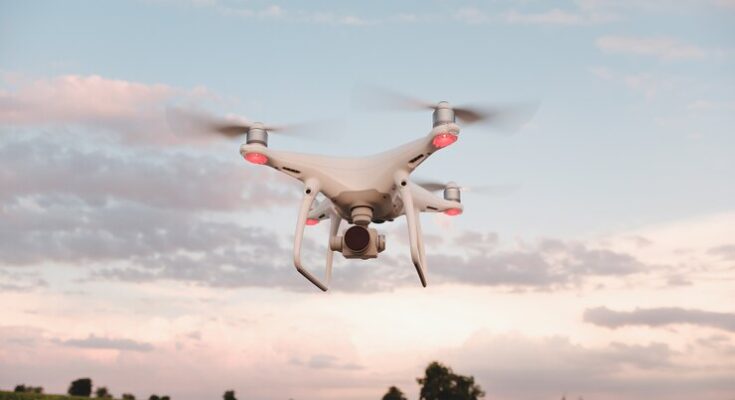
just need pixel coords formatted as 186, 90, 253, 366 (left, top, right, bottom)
1, 1, 735, 400
5, 0, 734, 238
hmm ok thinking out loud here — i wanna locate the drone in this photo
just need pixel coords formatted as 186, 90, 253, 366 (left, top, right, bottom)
171, 90, 530, 291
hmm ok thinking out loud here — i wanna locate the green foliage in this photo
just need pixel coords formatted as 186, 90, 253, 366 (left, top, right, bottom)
13, 387, 42, 395
381, 386, 407, 400
0, 391, 98, 400
68, 379, 92, 397
417, 361, 485, 400
223, 390, 236, 400
94, 388, 112, 399
121, 395, 135, 400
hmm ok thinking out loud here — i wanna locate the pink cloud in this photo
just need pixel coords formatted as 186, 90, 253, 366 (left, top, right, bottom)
0, 74, 173, 124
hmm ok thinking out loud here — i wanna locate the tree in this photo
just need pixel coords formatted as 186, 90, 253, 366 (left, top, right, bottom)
15, 385, 43, 394
223, 390, 237, 400
96, 386, 113, 398
417, 361, 485, 400
69, 378, 93, 397
161, 396, 170, 400
148, 396, 160, 400
382, 386, 407, 400
122, 394, 136, 400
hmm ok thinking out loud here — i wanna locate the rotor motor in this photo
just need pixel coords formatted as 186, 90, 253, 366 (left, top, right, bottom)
443, 182, 461, 203
432, 101, 456, 127
246, 123, 268, 147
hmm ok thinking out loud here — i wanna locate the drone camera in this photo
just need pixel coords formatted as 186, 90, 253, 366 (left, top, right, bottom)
330, 225, 386, 260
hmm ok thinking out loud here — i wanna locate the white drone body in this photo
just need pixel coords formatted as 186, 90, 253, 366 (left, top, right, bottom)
170, 93, 522, 291
238, 102, 466, 291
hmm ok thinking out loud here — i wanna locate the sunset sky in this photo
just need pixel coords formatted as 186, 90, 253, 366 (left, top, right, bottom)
1, 1, 734, 399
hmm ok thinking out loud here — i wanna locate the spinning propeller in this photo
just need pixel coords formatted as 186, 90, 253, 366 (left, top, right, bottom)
416, 180, 519, 196
166, 106, 306, 140
354, 85, 537, 131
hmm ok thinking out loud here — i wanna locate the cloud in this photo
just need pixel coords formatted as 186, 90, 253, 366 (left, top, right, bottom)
503, 8, 615, 25
454, 7, 495, 24
596, 35, 708, 60
57, 334, 154, 352
83, 231, 657, 292
290, 354, 363, 370
588, 67, 680, 99
708, 244, 735, 260
687, 100, 735, 112
441, 332, 735, 400
428, 238, 647, 289
0, 74, 172, 123
0, 269, 47, 292
0, 191, 290, 270
453, 6, 615, 26
578, 0, 732, 14
0, 73, 213, 145
207, 2, 375, 26
714, 0, 735, 9
0, 132, 300, 280
584, 306, 735, 332
0, 136, 296, 212
0, 149, 295, 278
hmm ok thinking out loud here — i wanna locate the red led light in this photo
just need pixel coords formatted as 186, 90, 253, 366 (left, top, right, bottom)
244, 152, 268, 165
444, 208, 463, 216
306, 218, 320, 226
432, 133, 458, 148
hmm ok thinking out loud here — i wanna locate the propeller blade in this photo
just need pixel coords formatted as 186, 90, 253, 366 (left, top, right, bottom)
352, 85, 434, 112
454, 102, 539, 132
353, 85, 538, 132
416, 182, 447, 192
166, 106, 326, 140
416, 180, 518, 196
166, 106, 253, 139
464, 184, 519, 196
453, 107, 492, 125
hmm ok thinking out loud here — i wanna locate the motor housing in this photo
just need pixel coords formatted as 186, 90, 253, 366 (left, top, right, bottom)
246, 124, 268, 147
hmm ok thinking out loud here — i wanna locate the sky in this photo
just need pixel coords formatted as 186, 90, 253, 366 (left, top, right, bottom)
1, 0, 734, 399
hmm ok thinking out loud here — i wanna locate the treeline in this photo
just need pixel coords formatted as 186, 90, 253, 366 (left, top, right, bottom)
9, 378, 228, 400
381, 361, 484, 400
9, 361, 485, 400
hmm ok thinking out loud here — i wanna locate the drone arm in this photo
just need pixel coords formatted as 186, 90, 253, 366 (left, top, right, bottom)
395, 172, 427, 287
294, 179, 330, 291
410, 183, 464, 214
380, 123, 461, 174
